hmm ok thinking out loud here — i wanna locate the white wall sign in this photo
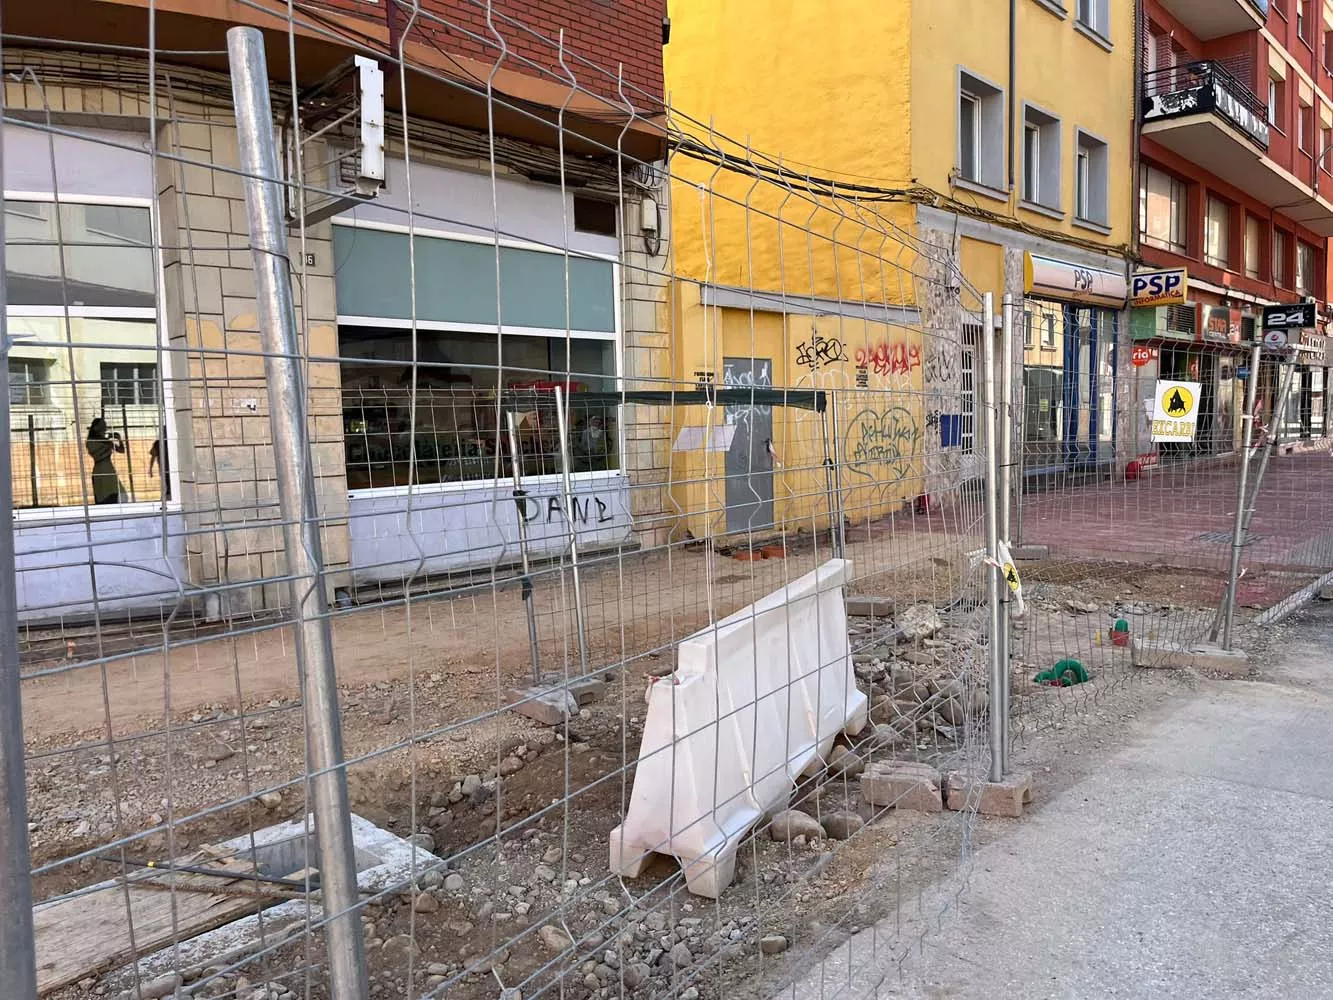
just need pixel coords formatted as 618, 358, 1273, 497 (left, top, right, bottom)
1024, 253, 1128, 308
1151, 380, 1201, 442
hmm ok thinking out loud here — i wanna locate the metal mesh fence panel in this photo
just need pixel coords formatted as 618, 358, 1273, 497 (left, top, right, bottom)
0, 6, 1007, 1000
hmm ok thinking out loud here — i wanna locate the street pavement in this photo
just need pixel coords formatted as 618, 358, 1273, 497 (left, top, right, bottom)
777, 601, 1333, 1000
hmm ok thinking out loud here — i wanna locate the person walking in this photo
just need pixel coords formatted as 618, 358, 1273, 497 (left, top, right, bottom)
86, 417, 125, 504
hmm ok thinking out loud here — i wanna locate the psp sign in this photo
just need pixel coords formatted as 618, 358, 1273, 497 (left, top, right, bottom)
1131, 268, 1188, 307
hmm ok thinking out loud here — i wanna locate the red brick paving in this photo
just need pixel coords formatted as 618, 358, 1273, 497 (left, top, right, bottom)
1019, 451, 1333, 608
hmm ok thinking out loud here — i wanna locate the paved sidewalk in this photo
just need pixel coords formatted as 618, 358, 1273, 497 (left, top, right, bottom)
778, 602, 1333, 1000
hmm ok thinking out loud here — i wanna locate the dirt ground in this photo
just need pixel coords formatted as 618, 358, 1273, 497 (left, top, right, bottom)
21, 505, 1284, 1000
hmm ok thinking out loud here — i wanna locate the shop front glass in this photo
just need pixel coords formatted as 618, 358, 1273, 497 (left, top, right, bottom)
1022, 301, 1118, 473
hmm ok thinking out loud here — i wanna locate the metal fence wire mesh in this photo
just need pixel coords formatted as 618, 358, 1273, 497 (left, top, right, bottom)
2, 4, 1333, 1000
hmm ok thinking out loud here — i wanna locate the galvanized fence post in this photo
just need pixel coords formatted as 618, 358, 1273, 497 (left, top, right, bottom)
227, 27, 370, 1000
997, 293, 1015, 774
0, 111, 41, 1000
981, 293, 1004, 784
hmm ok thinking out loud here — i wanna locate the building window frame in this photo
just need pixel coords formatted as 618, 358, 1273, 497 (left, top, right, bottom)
1245, 214, 1264, 280
1074, 128, 1110, 230
1022, 103, 1063, 214
5, 190, 177, 519
1297, 239, 1317, 296
1075, 0, 1112, 48
956, 67, 1007, 194
1139, 163, 1188, 254
1204, 195, 1232, 270
1273, 227, 1291, 287
332, 215, 625, 499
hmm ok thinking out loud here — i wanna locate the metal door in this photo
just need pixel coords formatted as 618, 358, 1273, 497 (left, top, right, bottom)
722, 357, 775, 534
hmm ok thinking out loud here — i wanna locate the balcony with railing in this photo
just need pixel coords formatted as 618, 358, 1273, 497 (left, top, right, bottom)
1142, 61, 1333, 235
1153, 0, 1267, 41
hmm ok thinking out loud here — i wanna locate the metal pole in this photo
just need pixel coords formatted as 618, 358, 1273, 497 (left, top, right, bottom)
829, 390, 847, 557
227, 28, 369, 1000
1219, 343, 1263, 650
27, 414, 38, 507
981, 293, 1004, 784
997, 293, 1015, 774
120, 404, 136, 503
820, 393, 844, 559
506, 410, 542, 683
0, 99, 40, 997
553, 386, 591, 677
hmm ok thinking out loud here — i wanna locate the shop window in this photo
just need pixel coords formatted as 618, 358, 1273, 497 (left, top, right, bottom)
1139, 164, 1187, 253
1245, 215, 1263, 280
1297, 240, 1316, 295
1274, 228, 1291, 286
957, 69, 1005, 190
1022, 105, 1062, 211
6, 198, 169, 510
1075, 130, 1109, 227
1204, 196, 1231, 269
339, 328, 619, 491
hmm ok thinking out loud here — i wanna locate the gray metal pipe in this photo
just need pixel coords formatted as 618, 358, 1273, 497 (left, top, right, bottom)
998, 293, 1015, 775
506, 411, 542, 684
227, 28, 369, 1000
982, 293, 1004, 784
1220, 344, 1264, 651
0, 103, 40, 1000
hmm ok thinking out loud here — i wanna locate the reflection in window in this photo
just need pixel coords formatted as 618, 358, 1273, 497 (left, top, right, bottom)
339, 327, 619, 490
7, 317, 164, 508
4, 200, 155, 308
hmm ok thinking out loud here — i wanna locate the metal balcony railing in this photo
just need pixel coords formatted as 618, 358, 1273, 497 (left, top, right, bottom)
1142, 61, 1270, 151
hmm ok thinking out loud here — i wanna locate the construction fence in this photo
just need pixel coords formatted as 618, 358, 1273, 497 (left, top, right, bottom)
2, 6, 1333, 1000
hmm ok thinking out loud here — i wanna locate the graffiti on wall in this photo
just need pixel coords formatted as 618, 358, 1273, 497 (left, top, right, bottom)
854, 340, 921, 378
722, 359, 773, 426
922, 344, 960, 385
794, 332, 847, 370
514, 492, 617, 526
844, 406, 922, 480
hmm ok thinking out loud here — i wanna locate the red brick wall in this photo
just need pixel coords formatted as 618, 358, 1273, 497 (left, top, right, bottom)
315, 0, 665, 108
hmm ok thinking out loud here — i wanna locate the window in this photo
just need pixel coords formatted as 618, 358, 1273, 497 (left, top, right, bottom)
1269, 76, 1286, 131
1297, 240, 1316, 295
1274, 228, 1290, 286
100, 362, 159, 408
957, 69, 1005, 190
1023, 309, 1035, 348
6, 198, 170, 510
572, 196, 617, 237
1323, 123, 1333, 171
1022, 105, 1062, 210
960, 325, 979, 456
1245, 215, 1263, 280
1139, 164, 1188, 253
1298, 0, 1308, 40
1076, 0, 1109, 39
1204, 196, 1231, 268
339, 328, 618, 489
1325, 29, 1333, 69
9, 358, 51, 407
1300, 101, 1314, 152
1075, 130, 1109, 227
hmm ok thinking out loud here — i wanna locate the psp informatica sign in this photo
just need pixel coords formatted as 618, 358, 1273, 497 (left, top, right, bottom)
1130, 268, 1188, 308
1151, 380, 1201, 443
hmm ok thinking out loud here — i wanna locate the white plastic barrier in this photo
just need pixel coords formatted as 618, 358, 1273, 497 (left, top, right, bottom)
609, 558, 868, 898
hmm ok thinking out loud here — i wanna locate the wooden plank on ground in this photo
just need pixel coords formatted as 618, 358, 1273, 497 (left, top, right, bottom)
34, 856, 285, 995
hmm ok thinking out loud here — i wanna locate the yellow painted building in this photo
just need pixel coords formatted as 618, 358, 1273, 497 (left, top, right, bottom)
664, 0, 1137, 539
